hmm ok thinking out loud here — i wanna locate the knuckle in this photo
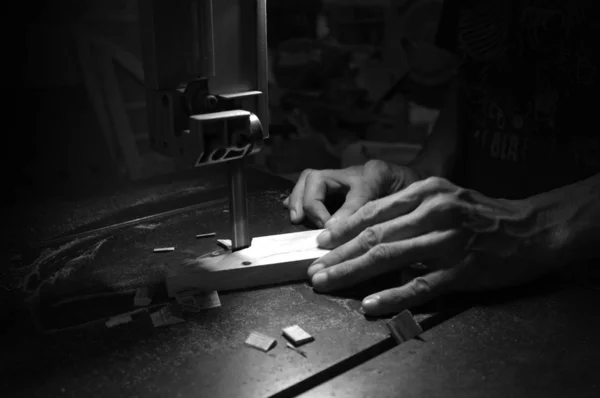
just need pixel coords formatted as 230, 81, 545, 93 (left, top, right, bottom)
327, 263, 352, 282
360, 227, 381, 250
364, 159, 388, 174
358, 201, 379, 221
423, 176, 445, 189
428, 194, 457, 213
301, 168, 319, 182
454, 187, 473, 202
369, 243, 391, 262
411, 277, 432, 296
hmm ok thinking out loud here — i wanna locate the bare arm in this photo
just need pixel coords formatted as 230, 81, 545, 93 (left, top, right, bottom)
525, 172, 600, 265
392, 77, 460, 181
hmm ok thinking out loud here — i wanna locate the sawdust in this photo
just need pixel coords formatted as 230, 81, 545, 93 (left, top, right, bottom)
6, 236, 92, 293
322, 295, 363, 317
27, 237, 94, 274
65, 238, 109, 267
10, 236, 109, 301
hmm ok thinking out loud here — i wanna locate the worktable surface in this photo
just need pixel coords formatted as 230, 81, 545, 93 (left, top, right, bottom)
3, 169, 599, 398
302, 286, 600, 398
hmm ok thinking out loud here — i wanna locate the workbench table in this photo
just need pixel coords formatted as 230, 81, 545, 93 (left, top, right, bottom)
302, 275, 600, 398
3, 168, 599, 398
3, 169, 392, 398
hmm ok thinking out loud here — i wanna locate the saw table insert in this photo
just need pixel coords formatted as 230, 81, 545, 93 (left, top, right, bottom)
166, 229, 328, 295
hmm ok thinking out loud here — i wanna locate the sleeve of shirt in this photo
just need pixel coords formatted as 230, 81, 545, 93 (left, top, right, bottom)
435, 0, 460, 54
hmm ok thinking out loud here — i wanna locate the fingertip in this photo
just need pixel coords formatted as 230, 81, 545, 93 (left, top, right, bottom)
316, 230, 332, 248
311, 271, 328, 290
290, 209, 303, 224
307, 262, 325, 278
361, 295, 380, 314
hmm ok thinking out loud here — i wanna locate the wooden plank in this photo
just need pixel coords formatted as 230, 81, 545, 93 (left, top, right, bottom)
87, 32, 145, 82
165, 229, 328, 296
98, 47, 142, 180
72, 28, 120, 167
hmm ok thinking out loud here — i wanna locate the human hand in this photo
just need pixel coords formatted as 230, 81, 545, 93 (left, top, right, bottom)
308, 177, 558, 316
283, 160, 420, 228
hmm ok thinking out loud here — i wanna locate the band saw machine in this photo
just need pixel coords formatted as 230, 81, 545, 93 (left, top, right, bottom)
139, 0, 329, 295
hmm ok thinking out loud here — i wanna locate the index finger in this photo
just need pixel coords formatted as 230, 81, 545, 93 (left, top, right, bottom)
302, 171, 334, 228
287, 169, 312, 223
317, 185, 420, 249
319, 177, 455, 248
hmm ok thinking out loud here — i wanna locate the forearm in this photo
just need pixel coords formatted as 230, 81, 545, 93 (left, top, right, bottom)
407, 78, 460, 180
525, 173, 600, 264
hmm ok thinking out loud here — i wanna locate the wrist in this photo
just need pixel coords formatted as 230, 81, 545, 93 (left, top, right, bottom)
460, 190, 560, 268
524, 176, 600, 264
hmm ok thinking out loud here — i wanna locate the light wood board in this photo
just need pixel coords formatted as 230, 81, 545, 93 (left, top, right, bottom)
166, 229, 328, 296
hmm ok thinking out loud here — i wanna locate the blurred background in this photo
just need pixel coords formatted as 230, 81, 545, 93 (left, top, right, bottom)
6, 0, 458, 249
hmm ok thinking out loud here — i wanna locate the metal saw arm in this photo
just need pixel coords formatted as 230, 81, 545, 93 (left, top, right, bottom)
138, 0, 269, 251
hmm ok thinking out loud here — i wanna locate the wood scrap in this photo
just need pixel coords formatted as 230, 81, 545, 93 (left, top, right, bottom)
245, 332, 277, 352
196, 232, 216, 239
165, 229, 328, 296
175, 290, 221, 313
282, 325, 314, 346
150, 303, 185, 327
216, 239, 232, 250
386, 309, 423, 343
154, 247, 175, 253
105, 314, 133, 328
134, 286, 154, 307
